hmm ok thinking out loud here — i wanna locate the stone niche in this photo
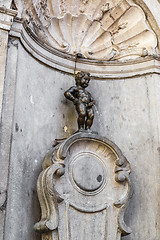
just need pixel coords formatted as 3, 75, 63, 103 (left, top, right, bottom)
34, 131, 132, 240
1, 0, 160, 240
18, 0, 158, 61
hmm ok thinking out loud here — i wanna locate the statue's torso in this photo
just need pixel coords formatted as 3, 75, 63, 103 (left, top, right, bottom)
75, 88, 91, 104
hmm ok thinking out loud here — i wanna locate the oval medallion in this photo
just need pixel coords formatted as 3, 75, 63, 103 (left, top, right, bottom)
72, 154, 105, 192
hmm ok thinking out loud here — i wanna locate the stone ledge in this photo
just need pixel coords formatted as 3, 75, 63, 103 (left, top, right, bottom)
0, 7, 17, 31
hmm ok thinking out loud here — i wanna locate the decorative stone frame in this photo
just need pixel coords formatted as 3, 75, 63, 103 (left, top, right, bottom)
8, 0, 160, 79
34, 132, 132, 240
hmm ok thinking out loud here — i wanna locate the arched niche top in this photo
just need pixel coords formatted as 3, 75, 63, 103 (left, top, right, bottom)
10, 19, 160, 79
10, 0, 160, 79
14, 0, 159, 61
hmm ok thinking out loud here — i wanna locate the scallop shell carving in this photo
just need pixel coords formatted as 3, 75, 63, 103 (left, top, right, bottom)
22, 0, 158, 60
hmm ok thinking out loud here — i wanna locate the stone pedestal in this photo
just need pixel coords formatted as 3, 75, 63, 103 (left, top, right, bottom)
34, 131, 132, 240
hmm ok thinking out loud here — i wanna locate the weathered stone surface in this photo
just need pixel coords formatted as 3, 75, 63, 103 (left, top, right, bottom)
1, 1, 160, 240
0, 37, 19, 240
2, 39, 160, 240
0, 7, 17, 119
0, 0, 12, 9
0, 30, 8, 119
72, 154, 105, 191
16, 0, 158, 60
93, 74, 160, 240
34, 132, 132, 240
4, 42, 76, 240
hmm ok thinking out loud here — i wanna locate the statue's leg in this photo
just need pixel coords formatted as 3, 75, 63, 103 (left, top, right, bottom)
86, 108, 94, 130
76, 103, 86, 130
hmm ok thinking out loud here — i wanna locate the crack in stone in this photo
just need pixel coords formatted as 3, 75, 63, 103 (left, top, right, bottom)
0, 198, 7, 211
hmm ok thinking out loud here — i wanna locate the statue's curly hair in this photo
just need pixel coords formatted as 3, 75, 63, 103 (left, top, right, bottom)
75, 71, 90, 86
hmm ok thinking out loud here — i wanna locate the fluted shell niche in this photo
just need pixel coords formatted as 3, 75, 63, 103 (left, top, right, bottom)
21, 0, 158, 61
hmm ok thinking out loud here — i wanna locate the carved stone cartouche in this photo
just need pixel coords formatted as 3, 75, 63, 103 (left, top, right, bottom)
34, 131, 132, 240
64, 71, 95, 131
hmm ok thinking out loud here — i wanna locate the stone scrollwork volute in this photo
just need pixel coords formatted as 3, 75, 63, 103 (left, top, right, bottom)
34, 132, 133, 240
17, 0, 157, 61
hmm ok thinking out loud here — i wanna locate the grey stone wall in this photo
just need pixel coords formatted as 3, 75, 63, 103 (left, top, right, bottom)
1, 36, 160, 240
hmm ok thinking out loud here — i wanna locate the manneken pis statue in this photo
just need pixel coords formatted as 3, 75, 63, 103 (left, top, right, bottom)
64, 71, 95, 131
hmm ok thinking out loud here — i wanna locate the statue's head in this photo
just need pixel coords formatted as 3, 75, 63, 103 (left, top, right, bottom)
75, 71, 90, 88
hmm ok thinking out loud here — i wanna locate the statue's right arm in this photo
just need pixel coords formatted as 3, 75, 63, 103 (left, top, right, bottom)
64, 86, 78, 103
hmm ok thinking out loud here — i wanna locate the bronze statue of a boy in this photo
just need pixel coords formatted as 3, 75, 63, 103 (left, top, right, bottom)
64, 71, 95, 131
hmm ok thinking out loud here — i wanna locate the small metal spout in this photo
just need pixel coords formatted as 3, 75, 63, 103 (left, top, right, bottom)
76, 53, 83, 58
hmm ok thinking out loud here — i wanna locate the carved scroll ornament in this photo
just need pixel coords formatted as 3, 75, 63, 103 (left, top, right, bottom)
18, 0, 157, 60
34, 132, 133, 240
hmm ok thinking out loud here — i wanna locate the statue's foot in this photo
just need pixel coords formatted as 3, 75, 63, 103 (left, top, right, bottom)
79, 128, 85, 132
85, 128, 91, 132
